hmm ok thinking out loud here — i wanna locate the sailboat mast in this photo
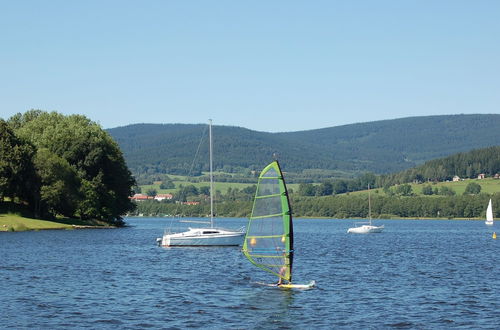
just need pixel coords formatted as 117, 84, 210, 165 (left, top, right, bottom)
209, 119, 214, 228
368, 184, 372, 225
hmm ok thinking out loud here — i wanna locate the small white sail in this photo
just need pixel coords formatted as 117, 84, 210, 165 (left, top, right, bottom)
347, 184, 384, 234
485, 199, 494, 226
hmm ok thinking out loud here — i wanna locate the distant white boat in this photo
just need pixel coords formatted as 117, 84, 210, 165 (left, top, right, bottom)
485, 199, 494, 226
347, 185, 384, 234
157, 120, 245, 247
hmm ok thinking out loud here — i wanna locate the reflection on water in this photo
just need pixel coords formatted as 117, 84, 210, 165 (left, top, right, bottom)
1, 218, 499, 328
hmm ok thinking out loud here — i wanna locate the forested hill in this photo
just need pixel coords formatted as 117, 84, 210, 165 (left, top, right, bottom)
379, 145, 500, 186
108, 114, 500, 176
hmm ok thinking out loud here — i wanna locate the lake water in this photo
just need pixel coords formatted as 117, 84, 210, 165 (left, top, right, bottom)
1, 218, 499, 329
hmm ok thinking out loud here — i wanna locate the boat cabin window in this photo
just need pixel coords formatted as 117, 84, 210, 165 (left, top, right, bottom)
202, 230, 219, 234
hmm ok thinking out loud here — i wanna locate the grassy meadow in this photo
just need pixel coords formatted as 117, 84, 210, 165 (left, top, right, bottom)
140, 174, 301, 195
140, 175, 500, 197
348, 178, 500, 197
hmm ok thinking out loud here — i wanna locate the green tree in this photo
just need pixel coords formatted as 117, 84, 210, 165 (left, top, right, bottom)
242, 185, 257, 195
316, 181, 333, 196
438, 186, 456, 196
133, 185, 142, 194
298, 183, 316, 196
464, 182, 481, 195
0, 120, 36, 204
422, 185, 434, 195
34, 148, 81, 217
197, 186, 210, 196
396, 184, 413, 196
159, 180, 175, 189
332, 180, 348, 194
9, 110, 136, 223
146, 188, 157, 197
176, 184, 199, 201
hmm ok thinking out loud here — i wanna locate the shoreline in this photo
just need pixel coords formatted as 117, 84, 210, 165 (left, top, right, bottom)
126, 215, 486, 221
0, 214, 120, 232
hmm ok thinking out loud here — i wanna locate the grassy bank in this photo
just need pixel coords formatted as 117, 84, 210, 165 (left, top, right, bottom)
0, 201, 118, 232
0, 213, 74, 231
0, 213, 117, 232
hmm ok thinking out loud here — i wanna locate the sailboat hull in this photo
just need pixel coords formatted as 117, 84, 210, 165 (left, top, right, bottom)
159, 228, 245, 247
347, 224, 384, 234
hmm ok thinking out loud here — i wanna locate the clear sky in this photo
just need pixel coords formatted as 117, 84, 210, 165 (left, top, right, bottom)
1, 1, 499, 132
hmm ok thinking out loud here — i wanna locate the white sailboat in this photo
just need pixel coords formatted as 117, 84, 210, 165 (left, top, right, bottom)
485, 198, 494, 226
157, 120, 245, 247
347, 185, 384, 234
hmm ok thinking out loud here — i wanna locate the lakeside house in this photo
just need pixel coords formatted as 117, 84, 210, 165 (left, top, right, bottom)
452, 175, 460, 182
154, 194, 173, 201
477, 173, 485, 180
130, 194, 153, 201
131, 193, 174, 201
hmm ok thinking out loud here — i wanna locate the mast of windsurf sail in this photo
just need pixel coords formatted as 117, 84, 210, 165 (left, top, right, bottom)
276, 160, 294, 283
209, 119, 214, 228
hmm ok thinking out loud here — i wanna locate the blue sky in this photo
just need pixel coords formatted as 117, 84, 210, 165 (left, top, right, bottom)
1, 1, 499, 132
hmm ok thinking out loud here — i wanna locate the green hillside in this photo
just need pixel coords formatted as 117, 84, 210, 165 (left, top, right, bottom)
108, 114, 500, 179
379, 145, 500, 186
132, 145, 500, 219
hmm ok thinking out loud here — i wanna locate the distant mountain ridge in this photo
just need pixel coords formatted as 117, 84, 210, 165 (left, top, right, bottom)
107, 114, 500, 176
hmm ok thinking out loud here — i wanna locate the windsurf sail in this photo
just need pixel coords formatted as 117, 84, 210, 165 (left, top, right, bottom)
242, 160, 293, 284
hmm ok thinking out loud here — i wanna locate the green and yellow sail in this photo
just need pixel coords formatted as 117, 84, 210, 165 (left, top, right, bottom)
242, 160, 294, 284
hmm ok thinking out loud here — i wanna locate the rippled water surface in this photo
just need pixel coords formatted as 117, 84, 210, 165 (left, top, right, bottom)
2, 218, 499, 329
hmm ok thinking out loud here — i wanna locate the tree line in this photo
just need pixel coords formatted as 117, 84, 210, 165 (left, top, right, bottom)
291, 193, 498, 219
132, 188, 498, 220
0, 110, 136, 224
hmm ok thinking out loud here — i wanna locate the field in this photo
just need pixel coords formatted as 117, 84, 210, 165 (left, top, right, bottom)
350, 178, 500, 196
140, 174, 500, 197
139, 174, 301, 195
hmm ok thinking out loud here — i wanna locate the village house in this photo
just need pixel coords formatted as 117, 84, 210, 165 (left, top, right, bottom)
452, 175, 460, 182
154, 193, 173, 201
130, 193, 153, 201
477, 173, 485, 180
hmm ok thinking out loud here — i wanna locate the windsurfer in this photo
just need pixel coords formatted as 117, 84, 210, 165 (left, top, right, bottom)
277, 265, 286, 286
